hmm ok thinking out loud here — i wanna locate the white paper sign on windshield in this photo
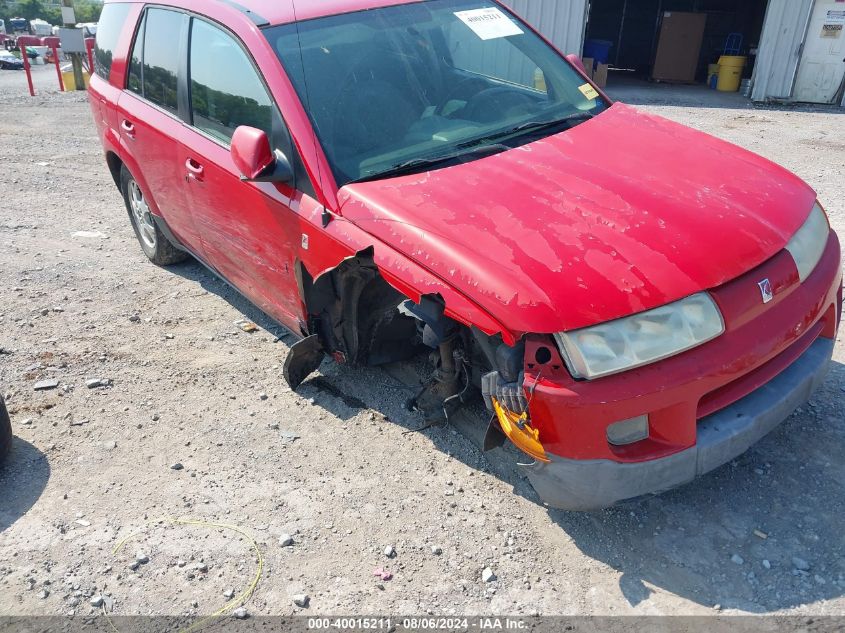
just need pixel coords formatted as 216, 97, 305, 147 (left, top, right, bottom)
454, 8, 524, 40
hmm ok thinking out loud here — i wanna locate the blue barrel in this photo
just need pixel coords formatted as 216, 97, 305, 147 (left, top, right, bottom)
583, 39, 613, 64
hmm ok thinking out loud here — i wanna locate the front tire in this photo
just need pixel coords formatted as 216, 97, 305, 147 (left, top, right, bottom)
0, 396, 11, 465
120, 166, 188, 266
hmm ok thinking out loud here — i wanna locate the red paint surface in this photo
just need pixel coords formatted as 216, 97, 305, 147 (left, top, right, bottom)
229, 0, 422, 25
89, 0, 843, 467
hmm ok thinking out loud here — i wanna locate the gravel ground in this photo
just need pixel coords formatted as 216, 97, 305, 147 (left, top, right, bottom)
1, 65, 843, 618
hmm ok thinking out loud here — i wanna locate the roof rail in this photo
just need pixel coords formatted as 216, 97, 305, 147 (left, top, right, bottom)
219, 0, 270, 27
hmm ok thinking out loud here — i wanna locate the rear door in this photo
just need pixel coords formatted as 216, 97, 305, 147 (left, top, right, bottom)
116, 8, 203, 253
179, 16, 311, 331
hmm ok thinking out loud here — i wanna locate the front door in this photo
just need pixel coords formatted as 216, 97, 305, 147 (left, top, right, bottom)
179, 16, 310, 332
793, 1, 845, 104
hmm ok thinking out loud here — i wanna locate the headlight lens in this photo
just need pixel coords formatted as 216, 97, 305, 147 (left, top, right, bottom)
785, 202, 830, 282
554, 293, 725, 380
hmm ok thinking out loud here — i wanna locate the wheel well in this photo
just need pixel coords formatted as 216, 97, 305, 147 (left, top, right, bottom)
105, 151, 123, 189
296, 249, 421, 366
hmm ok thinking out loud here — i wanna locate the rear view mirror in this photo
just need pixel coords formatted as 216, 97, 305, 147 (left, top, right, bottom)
566, 53, 586, 74
231, 126, 293, 184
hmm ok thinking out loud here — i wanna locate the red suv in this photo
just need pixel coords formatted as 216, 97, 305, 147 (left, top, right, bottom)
89, 0, 841, 510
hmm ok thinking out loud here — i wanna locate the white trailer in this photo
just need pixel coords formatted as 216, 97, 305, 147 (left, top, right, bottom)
30, 19, 53, 37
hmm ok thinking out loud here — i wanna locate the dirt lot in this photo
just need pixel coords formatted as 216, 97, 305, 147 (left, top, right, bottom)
1, 65, 844, 619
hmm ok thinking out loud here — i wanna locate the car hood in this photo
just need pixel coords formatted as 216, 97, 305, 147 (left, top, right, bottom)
338, 103, 817, 335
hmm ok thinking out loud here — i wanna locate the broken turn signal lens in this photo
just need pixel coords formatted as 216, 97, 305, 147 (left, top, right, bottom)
492, 398, 550, 463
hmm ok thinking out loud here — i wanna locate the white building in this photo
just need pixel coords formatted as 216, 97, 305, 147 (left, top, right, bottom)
502, 0, 845, 107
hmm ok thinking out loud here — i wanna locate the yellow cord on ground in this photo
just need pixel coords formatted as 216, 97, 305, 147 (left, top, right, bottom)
102, 516, 264, 633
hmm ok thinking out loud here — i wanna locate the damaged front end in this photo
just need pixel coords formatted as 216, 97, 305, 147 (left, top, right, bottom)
399, 296, 468, 422
479, 340, 551, 464
283, 246, 552, 465
284, 247, 422, 390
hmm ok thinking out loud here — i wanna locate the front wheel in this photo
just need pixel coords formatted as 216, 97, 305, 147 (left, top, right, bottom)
0, 396, 11, 465
120, 166, 188, 266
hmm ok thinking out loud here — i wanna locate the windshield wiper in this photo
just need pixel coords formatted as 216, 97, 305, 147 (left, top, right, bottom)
350, 143, 510, 184
457, 111, 594, 150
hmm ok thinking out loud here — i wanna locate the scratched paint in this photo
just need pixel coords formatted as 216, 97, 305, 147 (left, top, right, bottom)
339, 103, 818, 334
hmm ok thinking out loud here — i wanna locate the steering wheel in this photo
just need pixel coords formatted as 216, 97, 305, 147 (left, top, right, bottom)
331, 53, 420, 162
462, 86, 539, 124
434, 76, 490, 117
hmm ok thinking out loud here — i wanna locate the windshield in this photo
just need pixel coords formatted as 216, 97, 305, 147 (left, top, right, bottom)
265, 0, 608, 186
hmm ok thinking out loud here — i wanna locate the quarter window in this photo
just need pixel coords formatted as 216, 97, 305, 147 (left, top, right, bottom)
126, 12, 145, 95
94, 3, 131, 80
140, 8, 182, 113
189, 19, 273, 144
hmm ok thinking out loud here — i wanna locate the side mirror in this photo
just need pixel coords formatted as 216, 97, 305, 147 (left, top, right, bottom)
566, 53, 586, 74
231, 125, 293, 184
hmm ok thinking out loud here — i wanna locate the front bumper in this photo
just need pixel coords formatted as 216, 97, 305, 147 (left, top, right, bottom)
522, 336, 834, 511
515, 232, 841, 511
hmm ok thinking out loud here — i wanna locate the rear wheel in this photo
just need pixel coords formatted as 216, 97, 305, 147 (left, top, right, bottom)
120, 166, 188, 266
0, 396, 11, 465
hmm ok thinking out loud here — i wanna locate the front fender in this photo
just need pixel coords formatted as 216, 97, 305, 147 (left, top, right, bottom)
297, 201, 515, 345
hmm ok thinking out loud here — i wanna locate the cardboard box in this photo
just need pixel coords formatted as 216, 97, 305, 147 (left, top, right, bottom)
579, 58, 608, 88
652, 12, 707, 83
593, 63, 609, 88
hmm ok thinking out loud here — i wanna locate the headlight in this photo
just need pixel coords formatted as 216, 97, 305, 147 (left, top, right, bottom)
785, 202, 830, 282
554, 293, 724, 380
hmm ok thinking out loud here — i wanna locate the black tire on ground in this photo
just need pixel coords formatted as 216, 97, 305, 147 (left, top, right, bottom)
0, 395, 11, 465
120, 165, 189, 266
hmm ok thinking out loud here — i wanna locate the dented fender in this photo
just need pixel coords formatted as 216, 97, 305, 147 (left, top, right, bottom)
297, 200, 516, 344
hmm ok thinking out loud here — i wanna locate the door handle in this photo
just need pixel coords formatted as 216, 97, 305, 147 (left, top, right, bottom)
185, 158, 204, 180
121, 120, 136, 136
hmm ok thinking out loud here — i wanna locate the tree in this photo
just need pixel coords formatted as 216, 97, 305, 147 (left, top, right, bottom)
0, 0, 102, 30
16, 0, 46, 21
72, 0, 103, 23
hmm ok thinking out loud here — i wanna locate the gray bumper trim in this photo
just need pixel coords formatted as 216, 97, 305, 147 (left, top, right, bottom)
522, 337, 834, 511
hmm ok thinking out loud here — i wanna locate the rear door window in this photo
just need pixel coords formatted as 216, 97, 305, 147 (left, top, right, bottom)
93, 3, 131, 80
138, 8, 183, 113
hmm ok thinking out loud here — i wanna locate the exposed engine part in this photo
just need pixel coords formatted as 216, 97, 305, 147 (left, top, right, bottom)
439, 340, 457, 375
481, 371, 527, 414
470, 326, 498, 368
495, 340, 525, 383
408, 340, 469, 422
399, 296, 459, 348
289, 249, 422, 389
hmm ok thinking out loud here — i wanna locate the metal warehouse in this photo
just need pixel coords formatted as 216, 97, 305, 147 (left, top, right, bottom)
502, 0, 845, 107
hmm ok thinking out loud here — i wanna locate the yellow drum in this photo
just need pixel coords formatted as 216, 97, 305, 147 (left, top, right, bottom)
716, 55, 746, 92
